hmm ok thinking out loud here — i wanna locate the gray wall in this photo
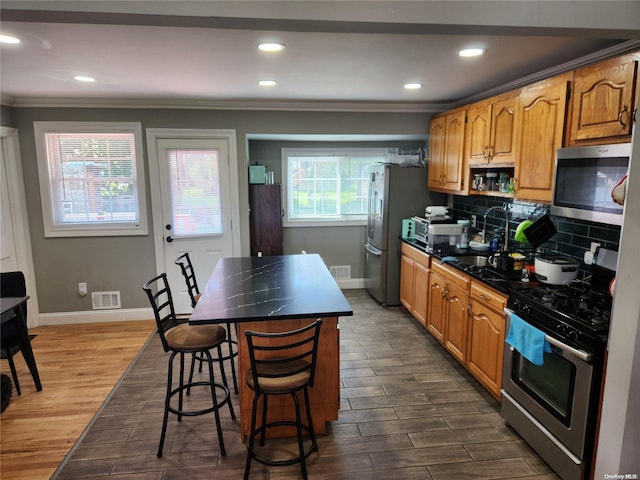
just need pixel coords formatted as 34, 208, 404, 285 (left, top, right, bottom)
8, 106, 432, 312
248, 139, 427, 278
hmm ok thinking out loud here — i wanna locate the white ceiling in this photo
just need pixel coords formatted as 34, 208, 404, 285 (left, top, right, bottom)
1, 1, 640, 111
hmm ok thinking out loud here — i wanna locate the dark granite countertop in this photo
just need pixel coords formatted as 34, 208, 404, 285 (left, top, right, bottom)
402, 238, 540, 295
189, 254, 353, 324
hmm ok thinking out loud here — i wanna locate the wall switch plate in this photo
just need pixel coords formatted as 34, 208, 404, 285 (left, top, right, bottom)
78, 282, 88, 296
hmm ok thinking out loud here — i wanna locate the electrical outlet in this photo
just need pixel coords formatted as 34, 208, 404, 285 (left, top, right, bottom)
78, 282, 88, 296
471, 215, 477, 228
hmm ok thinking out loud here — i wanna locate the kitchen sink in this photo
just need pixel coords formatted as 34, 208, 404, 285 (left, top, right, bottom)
454, 255, 489, 268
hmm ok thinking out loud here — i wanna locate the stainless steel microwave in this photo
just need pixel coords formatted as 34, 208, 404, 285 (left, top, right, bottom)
551, 143, 630, 226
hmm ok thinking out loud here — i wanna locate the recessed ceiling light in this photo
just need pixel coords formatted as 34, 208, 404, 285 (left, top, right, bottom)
404, 83, 422, 90
0, 34, 21, 44
459, 48, 484, 58
258, 42, 286, 52
74, 75, 96, 82
258, 80, 277, 87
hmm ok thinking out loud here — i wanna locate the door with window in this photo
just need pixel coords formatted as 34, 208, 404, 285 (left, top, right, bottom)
1, 143, 18, 272
155, 138, 235, 313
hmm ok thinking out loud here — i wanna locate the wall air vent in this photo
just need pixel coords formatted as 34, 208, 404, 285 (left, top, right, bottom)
91, 291, 121, 310
329, 265, 351, 280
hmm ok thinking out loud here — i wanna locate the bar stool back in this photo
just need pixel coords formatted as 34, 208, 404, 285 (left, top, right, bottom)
243, 319, 322, 480
175, 252, 239, 394
143, 273, 235, 457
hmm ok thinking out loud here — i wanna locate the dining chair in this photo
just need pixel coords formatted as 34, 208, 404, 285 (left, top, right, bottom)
175, 252, 239, 394
142, 273, 236, 457
243, 319, 322, 480
1, 271, 28, 396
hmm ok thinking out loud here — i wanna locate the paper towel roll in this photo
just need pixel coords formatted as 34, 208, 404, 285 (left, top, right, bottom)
425, 206, 449, 216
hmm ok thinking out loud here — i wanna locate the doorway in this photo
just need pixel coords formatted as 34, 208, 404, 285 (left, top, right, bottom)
147, 129, 241, 314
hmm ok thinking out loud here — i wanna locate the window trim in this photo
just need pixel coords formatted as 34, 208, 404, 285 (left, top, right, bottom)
281, 147, 386, 227
34, 121, 148, 237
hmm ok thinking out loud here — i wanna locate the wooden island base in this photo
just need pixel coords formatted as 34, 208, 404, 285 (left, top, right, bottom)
236, 316, 340, 440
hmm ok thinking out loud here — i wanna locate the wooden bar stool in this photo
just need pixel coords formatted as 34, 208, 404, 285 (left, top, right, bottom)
175, 252, 239, 394
143, 273, 235, 458
243, 319, 322, 480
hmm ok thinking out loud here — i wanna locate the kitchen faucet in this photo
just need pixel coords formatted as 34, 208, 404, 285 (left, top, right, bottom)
481, 205, 510, 251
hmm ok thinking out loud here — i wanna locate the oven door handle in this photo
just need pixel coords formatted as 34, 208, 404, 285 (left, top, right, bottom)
505, 309, 593, 363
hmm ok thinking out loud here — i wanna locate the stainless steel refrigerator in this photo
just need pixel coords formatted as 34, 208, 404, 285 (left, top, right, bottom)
364, 164, 444, 305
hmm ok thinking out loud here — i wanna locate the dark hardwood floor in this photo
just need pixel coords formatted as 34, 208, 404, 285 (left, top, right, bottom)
46, 289, 558, 479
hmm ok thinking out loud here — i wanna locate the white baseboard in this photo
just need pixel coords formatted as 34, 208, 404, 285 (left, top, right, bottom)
38, 307, 154, 326
335, 278, 366, 289
37, 279, 366, 325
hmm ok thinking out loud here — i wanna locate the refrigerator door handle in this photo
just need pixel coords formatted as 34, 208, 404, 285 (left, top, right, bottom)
365, 243, 382, 256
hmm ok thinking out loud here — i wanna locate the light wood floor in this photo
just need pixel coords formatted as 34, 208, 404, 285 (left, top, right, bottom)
0, 320, 156, 480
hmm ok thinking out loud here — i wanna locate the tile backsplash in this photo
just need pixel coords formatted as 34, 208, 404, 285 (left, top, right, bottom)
452, 196, 621, 275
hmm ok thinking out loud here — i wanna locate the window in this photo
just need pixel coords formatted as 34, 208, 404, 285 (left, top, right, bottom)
34, 122, 147, 237
282, 148, 385, 226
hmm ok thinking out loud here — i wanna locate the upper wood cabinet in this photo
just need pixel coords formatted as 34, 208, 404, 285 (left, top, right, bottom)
513, 73, 571, 202
465, 91, 519, 167
568, 54, 638, 146
428, 109, 466, 194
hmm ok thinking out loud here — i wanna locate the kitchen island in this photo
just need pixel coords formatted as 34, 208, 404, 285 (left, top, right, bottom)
190, 254, 352, 439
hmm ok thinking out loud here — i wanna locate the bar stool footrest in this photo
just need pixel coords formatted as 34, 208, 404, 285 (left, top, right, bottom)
248, 420, 317, 467
167, 381, 232, 418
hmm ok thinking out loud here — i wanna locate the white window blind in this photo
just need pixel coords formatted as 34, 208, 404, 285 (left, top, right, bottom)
35, 122, 147, 237
166, 149, 223, 236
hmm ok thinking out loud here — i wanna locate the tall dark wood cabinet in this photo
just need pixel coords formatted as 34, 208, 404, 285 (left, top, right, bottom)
249, 184, 283, 256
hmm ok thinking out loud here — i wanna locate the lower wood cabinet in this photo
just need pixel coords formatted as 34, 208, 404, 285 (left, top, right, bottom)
400, 243, 430, 327
400, 243, 508, 400
467, 281, 507, 400
427, 262, 470, 364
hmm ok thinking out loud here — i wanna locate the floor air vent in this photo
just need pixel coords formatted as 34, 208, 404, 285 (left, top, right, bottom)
329, 265, 351, 280
91, 291, 121, 310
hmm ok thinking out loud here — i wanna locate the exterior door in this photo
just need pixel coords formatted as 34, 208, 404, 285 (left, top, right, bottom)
155, 137, 235, 313
0, 144, 18, 272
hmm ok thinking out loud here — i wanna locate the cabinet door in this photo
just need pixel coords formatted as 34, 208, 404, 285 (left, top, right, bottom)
249, 184, 283, 256
444, 282, 469, 364
490, 93, 518, 164
569, 56, 637, 145
412, 262, 430, 327
467, 298, 505, 399
428, 116, 446, 190
514, 73, 570, 202
465, 102, 491, 166
400, 255, 415, 311
427, 270, 446, 344
443, 110, 466, 192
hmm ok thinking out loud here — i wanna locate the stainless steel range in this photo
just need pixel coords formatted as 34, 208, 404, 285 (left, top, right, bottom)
502, 260, 615, 480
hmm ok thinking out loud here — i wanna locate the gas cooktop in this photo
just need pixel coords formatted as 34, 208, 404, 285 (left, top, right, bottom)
512, 280, 612, 335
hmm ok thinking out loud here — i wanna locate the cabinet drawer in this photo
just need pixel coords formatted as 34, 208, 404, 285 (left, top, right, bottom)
470, 281, 507, 311
431, 261, 470, 290
401, 243, 430, 268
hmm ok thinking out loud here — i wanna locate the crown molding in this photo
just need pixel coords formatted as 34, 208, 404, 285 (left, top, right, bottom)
4, 96, 452, 113
455, 39, 640, 107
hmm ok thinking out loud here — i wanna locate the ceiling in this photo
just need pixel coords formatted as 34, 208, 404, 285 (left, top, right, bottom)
2, 1, 640, 112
